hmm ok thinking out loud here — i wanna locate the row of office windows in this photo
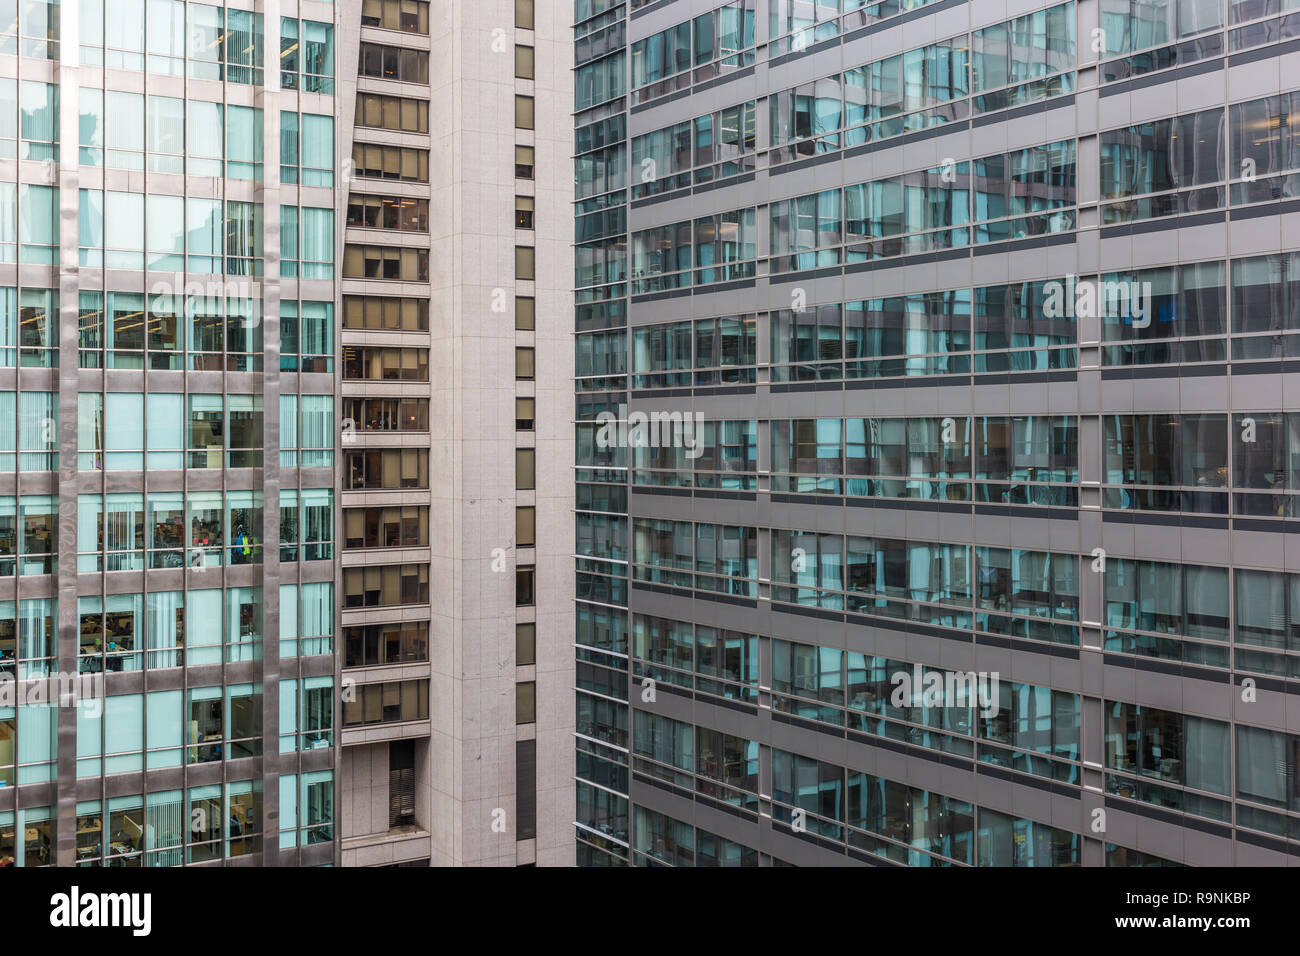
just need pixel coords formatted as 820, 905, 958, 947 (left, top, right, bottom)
67, 582, 334, 676
66, 680, 331, 777
71, 92, 334, 183
755, 0, 1290, 69
633, 710, 759, 810
0, 590, 330, 777
72, 294, 332, 372
624, 416, 1077, 505
342, 680, 429, 727
616, 0, 914, 54
350, 142, 428, 184
629, 102, 757, 199
694, 634, 1083, 783
583, 249, 1300, 387
632, 707, 1300, 863
626, 139, 1075, 293
617, 421, 756, 489
342, 506, 428, 551
604, 411, 1300, 518
342, 563, 429, 608
632, 806, 758, 866
1101, 91, 1300, 221
681, 413, 1294, 510
627, 2, 1073, 129
772, 747, 1075, 865
342, 295, 429, 332
342, 345, 428, 381
628, 803, 1175, 867
579, 413, 1073, 507
625, 705, 1079, 866
1098, 0, 1300, 80
0, 291, 331, 371
1106, 701, 1300, 839
343, 620, 430, 668
75, 392, 333, 471
362, 0, 432, 34
769, 5, 1073, 156
71, 192, 334, 277
60, 584, 323, 673
358, 40, 430, 83
342, 397, 430, 433
0, 566, 331, 677
70, 772, 333, 866
1103, 562, 1300, 679
628, 520, 758, 597
80, 3, 331, 89
648, 301, 965, 383
1102, 412, 1300, 515
629, 0, 756, 96
342, 245, 429, 282
52, 585, 271, 669
344, 449, 428, 490
626, 0, 1066, 110
7, 3, 336, 91
771, 142, 1074, 268
0, 772, 333, 866
77, 284, 267, 367
623, 9, 1070, 203
354, 93, 428, 134
630, 521, 1081, 637
806, 657, 1069, 777
619, 0, 1300, 115
622, 551, 1288, 690
625, 519, 1300, 673
347, 195, 430, 233
74, 488, 334, 572
631, 614, 757, 701
584, 91, 1300, 292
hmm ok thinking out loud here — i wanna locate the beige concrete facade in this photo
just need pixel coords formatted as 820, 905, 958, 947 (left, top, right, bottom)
337, 0, 574, 867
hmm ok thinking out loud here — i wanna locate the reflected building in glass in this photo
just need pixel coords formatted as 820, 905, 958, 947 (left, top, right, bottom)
574, 0, 1300, 866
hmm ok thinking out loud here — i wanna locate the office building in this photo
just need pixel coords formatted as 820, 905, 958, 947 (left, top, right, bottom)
336, 0, 574, 867
0, 0, 573, 868
574, 0, 1300, 866
0, 0, 337, 866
